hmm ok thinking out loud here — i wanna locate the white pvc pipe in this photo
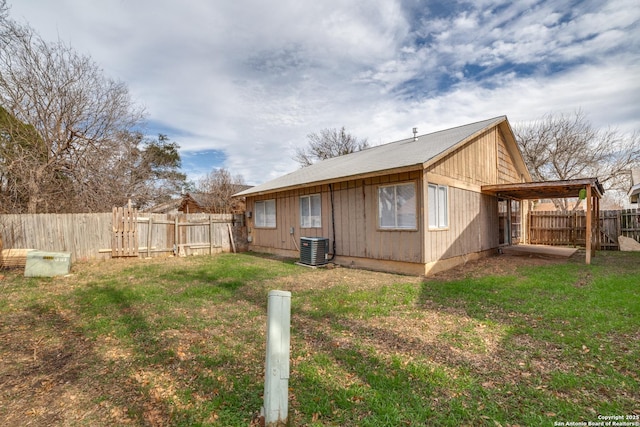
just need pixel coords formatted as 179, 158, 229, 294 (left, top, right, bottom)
263, 290, 291, 426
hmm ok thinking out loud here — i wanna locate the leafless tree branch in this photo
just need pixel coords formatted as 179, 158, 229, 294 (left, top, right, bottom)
514, 110, 640, 210
294, 126, 369, 167
195, 168, 246, 214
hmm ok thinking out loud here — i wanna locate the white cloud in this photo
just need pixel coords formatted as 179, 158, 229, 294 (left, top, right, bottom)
6, 0, 640, 185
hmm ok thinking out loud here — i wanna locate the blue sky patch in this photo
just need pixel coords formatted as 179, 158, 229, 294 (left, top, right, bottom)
145, 120, 196, 140
180, 149, 228, 183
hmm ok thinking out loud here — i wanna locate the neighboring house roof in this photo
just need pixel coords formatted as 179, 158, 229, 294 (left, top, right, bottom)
236, 116, 526, 197
180, 186, 253, 213
630, 168, 640, 203
182, 192, 210, 209
145, 198, 182, 213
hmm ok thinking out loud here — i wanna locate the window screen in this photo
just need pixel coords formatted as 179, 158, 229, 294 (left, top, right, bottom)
300, 194, 321, 228
378, 182, 416, 229
428, 184, 448, 229
255, 199, 276, 227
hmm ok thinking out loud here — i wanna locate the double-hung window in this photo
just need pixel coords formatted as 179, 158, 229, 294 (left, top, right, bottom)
300, 194, 321, 228
255, 199, 276, 228
428, 184, 448, 229
378, 182, 417, 229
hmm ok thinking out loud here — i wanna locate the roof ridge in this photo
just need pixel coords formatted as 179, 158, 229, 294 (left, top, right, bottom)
359, 115, 507, 151
235, 116, 510, 196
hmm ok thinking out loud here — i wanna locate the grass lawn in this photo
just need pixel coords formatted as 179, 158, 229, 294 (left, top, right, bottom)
0, 251, 638, 426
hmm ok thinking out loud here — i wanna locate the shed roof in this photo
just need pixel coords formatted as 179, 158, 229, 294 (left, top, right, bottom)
236, 116, 514, 197
482, 178, 604, 200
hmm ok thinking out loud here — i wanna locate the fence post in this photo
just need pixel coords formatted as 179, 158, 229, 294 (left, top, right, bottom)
147, 216, 153, 258
174, 216, 179, 256
263, 290, 291, 426
209, 215, 214, 255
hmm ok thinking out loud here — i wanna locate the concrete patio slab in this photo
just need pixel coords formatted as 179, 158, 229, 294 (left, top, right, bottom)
502, 244, 578, 258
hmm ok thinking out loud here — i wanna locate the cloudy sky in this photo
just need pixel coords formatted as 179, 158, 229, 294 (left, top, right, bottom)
8, 0, 640, 185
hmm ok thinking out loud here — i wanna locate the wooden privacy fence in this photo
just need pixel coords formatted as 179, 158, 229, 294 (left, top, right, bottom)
132, 213, 242, 258
0, 212, 245, 263
528, 209, 640, 250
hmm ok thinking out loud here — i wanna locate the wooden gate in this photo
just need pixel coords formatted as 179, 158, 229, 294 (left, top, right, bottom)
599, 210, 620, 250
112, 202, 139, 257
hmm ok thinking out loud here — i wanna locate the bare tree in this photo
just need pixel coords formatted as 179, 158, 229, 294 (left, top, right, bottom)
294, 126, 369, 167
195, 168, 246, 214
0, 15, 146, 212
0, 0, 8, 24
514, 111, 640, 210
66, 132, 186, 212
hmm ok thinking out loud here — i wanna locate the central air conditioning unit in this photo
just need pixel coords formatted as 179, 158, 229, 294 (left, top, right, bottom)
299, 237, 329, 266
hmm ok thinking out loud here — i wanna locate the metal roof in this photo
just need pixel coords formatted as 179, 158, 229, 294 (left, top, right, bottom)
236, 116, 507, 196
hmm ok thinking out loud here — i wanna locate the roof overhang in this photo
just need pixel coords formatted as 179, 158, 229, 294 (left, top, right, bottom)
235, 164, 423, 197
482, 178, 604, 200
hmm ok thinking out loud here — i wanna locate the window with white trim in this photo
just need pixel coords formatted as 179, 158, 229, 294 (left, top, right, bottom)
428, 183, 448, 229
300, 194, 321, 228
378, 182, 417, 229
255, 199, 276, 228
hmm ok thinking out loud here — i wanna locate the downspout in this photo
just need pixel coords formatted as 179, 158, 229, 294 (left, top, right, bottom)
329, 184, 336, 261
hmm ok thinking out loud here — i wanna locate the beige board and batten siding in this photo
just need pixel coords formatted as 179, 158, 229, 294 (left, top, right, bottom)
353, 171, 422, 263
249, 185, 330, 253
247, 171, 423, 263
427, 127, 520, 186
423, 186, 499, 263
423, 126, 523, 263
496, 128, 522, 183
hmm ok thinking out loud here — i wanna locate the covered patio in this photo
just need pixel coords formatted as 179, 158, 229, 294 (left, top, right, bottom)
482, 178, 604, 265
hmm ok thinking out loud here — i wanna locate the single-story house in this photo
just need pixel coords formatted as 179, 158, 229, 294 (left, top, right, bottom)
235, 116, 601, 275
179, 188, 251, 214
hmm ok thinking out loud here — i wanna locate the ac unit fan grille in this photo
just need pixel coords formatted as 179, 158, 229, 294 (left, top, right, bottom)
299, 237, 329, 266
